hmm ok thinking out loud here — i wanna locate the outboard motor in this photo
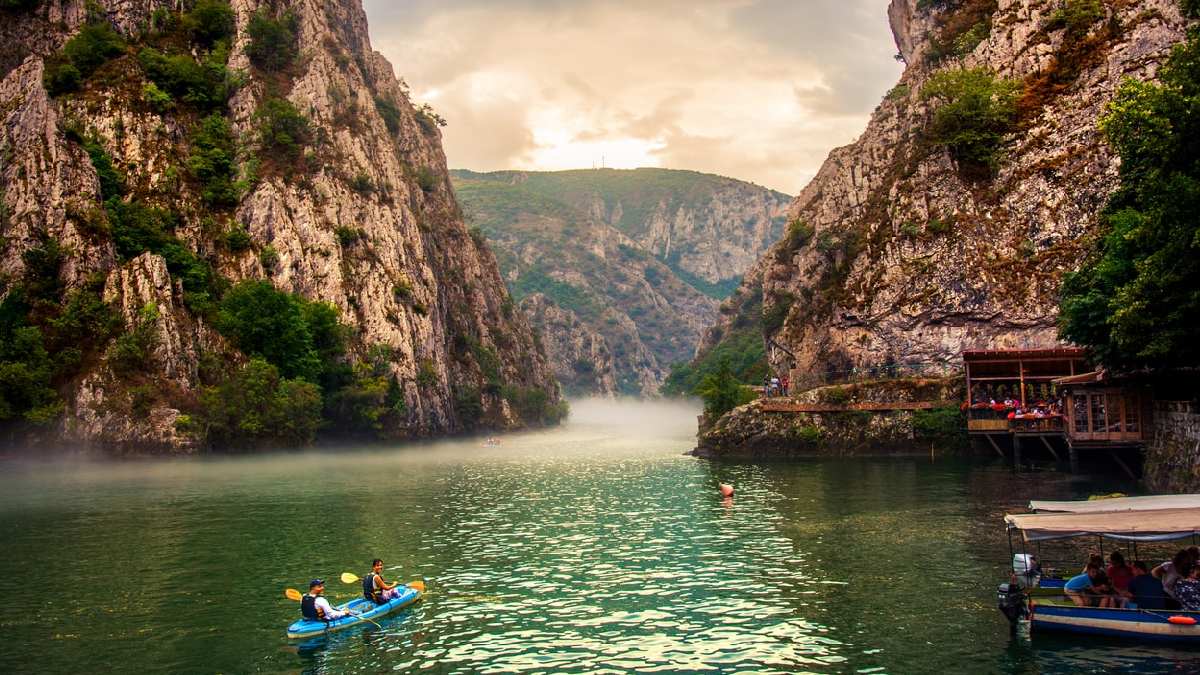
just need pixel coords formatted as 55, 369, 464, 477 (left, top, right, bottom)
997, 582, 1027, 631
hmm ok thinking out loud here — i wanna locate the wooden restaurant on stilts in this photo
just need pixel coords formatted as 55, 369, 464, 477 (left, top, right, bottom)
961, 348, 1153, 474
963, 348, 1086, 458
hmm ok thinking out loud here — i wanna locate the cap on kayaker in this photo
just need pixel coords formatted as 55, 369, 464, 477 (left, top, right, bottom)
309, 579, 324, 588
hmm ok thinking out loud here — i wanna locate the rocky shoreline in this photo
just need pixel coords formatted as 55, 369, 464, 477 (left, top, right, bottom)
694, 377, 966, 459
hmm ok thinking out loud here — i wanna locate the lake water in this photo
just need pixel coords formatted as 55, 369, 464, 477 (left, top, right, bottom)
1, 399, 1196, 674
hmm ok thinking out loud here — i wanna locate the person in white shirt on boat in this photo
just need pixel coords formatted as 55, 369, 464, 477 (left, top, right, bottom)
301, 579, 351, 621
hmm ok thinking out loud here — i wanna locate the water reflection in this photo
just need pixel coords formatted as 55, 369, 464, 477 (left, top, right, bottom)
0, 398, 1185, 673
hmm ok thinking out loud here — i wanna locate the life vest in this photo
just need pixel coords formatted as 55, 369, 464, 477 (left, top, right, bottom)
363, 573, 383, 604
301, 594, 325, 621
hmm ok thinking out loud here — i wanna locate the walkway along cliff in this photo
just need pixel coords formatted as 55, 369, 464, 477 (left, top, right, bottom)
694, 0, 1195, 465
0, 0, 561, 451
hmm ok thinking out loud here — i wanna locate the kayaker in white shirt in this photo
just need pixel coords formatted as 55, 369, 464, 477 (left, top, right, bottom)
301, 579, 350, 621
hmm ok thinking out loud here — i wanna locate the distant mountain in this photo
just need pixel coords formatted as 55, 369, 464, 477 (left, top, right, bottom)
451, 168, 790, 396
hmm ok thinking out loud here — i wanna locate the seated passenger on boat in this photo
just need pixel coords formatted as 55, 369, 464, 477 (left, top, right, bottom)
363, 558, 405, 604
1153, 548, 1199, 605
1128, 561, 1169, 610
302, 579, 349, 621
1175, 562, 1200, 611
1065, 562, 1119, 608
1106, 551, 1134, 594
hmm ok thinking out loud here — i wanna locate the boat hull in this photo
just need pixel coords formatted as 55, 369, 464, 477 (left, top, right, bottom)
286, 587, 422, 639
1031, 603, 1200, 643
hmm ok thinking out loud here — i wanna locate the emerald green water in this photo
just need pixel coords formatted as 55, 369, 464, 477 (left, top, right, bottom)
0, 399, 1195, 673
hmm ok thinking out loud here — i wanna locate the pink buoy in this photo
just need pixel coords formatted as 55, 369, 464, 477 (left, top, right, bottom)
719, 483, 734, 498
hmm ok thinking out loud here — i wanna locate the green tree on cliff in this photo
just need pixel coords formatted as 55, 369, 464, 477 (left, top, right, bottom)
1059, 28, 1200, 369
696, 361, 756, 420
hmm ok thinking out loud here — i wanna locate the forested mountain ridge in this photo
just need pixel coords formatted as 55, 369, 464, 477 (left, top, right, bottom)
454, 168, 790, 300
0, 0, 561, 451
451, 168, 790, 396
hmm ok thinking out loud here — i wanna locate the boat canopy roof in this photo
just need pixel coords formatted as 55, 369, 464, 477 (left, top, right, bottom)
1029, 494, 1200, 514
1006, 508, 1200, 542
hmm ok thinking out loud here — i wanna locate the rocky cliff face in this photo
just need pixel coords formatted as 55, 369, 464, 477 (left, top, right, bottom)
706, 0, 1189, 385
452, 168, 790, 396
0, 0, 559, 450
519, 294, 618, 397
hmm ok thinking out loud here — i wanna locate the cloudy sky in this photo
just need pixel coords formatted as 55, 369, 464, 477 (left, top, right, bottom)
362, 0, 902, 195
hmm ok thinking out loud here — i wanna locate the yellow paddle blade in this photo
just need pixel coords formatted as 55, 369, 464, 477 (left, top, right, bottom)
284, 588, 303, 602
408, 580, 426, 592
340, 572, 360, 584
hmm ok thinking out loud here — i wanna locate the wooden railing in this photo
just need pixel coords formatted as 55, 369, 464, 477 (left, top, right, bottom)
1010, 416, 1065, 434
967, 419, 1009, 432
760, 400, 957, 413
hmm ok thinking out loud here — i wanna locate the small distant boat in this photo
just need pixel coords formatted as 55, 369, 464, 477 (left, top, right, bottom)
481, 436, 501, 447
286, 586, 422, 639
998, 494, 1200, 643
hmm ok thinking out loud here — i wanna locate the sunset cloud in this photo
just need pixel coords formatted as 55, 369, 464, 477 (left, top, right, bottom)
363, 0, 902, 194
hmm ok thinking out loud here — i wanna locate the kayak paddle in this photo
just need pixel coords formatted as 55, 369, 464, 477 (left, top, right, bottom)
341, 572, 426, 593
283, 587, 383, 629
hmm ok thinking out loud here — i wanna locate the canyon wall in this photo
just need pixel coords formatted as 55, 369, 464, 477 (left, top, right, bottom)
708, 0, 1188, 383
0, 0, 560, 450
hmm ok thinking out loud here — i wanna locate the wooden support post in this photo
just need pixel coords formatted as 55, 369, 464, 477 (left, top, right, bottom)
1069, 445, 1079, 474
1019, 359, 1026, 409
984, 433, 1005, 459
965, 361, 972, 408
1040, 435, 1060, 462
1013, 434, 1023, 470
1111, 450, 1137, 481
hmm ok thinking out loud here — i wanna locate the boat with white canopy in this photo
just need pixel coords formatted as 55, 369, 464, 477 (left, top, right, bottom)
999, 496, 1200, 643
1029, 494, 1200, 515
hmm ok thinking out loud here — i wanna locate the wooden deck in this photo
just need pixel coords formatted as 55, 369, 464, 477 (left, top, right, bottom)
759, 400, 956, 413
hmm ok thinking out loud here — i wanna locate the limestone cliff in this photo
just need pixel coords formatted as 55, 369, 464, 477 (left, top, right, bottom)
519, 294, 618, 397
706, 0, 1189, 386
0, 0, 559, 450
452, 168, 789, 396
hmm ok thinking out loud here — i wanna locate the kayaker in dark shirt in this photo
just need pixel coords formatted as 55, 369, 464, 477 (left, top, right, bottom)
1129, 561, 1169, 610
363, 558, 405, 604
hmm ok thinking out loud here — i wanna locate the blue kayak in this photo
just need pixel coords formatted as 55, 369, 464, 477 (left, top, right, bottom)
286, 586, 422, 639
